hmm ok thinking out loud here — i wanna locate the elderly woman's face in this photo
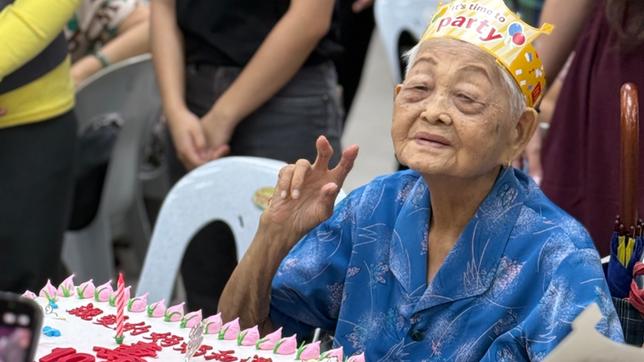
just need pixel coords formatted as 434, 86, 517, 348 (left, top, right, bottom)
392, 39, 517, 179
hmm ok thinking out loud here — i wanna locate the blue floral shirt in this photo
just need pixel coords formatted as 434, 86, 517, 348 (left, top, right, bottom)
270, 168, 623, 361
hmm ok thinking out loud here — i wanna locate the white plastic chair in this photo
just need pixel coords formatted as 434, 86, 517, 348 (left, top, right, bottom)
62, 54, 162, 283
137, 156, 347, 303
374, 0, 440, 83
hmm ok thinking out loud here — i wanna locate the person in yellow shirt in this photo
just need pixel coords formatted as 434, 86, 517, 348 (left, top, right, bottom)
0, 0, 82, 293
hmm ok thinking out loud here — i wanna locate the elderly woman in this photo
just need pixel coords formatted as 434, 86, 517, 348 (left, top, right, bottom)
219, 1, 623, 360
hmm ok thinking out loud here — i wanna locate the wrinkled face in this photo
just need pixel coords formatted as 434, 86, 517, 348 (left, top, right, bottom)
392, 39, 517, 179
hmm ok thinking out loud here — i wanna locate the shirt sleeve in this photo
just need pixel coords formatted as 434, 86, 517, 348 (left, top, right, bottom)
482, 248, 624, 361
270, 188, 361, 339
0, 0, 82, 79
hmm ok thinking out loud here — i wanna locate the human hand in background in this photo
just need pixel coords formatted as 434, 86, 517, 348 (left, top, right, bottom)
261, 136, 359, 242
201, 106, 235, 161
166, 108, 217, 170
352, 0, 374, 13
70, 56, 102, 87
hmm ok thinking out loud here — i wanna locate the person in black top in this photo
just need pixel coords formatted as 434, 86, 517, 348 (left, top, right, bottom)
151, 0, 345, 315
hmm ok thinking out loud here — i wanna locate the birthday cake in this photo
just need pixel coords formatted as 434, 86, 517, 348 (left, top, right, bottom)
24, 275, 365, 362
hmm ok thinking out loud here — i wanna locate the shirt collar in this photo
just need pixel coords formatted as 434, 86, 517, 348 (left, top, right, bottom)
388, 168, 527, 313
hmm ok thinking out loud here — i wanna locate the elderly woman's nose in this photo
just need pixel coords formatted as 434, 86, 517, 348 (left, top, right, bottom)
420, 94, 452, 125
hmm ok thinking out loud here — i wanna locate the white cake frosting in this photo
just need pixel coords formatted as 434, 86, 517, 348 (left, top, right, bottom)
28, 277, 365, 362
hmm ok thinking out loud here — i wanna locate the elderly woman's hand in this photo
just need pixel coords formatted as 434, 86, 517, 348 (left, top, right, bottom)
262, 136, 359, 241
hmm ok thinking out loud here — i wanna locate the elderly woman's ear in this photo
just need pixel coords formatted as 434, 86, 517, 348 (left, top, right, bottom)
505, 107, 539, 163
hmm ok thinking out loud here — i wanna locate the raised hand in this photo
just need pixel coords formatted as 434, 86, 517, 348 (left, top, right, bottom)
262, 136, 359, 241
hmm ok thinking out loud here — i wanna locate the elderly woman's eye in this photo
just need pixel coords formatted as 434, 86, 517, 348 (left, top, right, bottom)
456, 93, 476, 103
404, 84, 429, 92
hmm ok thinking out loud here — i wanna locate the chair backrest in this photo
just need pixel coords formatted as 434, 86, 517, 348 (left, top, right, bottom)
137, 156, 347, 302
374, 0, 439, 83
62, 54, 161, 282
76, 53, 162, 224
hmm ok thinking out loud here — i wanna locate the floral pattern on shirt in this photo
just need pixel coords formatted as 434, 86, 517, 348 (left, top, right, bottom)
271, 168, 624, 361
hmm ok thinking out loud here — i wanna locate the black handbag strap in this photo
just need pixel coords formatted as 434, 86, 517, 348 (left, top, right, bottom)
0, 0, 69, 94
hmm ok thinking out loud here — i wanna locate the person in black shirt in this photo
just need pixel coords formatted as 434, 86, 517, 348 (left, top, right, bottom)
151, 0, 344, 315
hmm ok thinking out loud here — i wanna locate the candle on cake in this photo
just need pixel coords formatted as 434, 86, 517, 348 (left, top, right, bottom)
114, 272, 125, 344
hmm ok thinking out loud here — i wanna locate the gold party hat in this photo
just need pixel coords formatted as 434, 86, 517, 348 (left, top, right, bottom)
421, 0, 553, 107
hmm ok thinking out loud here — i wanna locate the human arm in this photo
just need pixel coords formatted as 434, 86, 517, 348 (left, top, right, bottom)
0, 0, 81, 79
522, 0, 593, 181
201, 0, 335, 152
218, 137, 359, 333
536, 0, 593, 85
71, 4, 150, 86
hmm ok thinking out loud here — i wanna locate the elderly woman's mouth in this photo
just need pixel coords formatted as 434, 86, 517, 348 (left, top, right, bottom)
413, 132, 452, 147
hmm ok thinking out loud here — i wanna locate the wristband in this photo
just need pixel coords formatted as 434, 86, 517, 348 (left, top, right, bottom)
94, 49, 110, 68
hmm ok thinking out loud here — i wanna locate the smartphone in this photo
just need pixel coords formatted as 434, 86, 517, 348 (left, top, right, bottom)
0, 292, 43, 362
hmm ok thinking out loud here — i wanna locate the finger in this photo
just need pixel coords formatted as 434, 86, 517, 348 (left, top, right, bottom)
191, 127, 209, 160
312, 136, 334, 171
209, 144, 230, 161
332, 144, 359, 185
178, 152, 197, 170
290, 159, 312, 200
178, 133, 203, 170
0, 108, 6, 117
320, 182, 339, 214
275, 165, 295, 200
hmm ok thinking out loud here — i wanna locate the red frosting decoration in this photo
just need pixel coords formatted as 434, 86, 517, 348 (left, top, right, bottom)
93, 341, 162, 361
39, 348, 96, 362
94, 314, 131, 329
142, 332, 184, 347
240, 356, 273, 362
67, 303, 104, 321
122, 321, 151, 336
58, 353, 96, 362
205, 349, 238, 361
173, 343, 214, 357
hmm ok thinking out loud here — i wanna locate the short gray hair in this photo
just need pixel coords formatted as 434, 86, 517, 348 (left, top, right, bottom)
403, 43, 526, 121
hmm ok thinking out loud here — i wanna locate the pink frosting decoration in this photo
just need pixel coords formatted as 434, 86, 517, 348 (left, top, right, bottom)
109, 286, 130, 307
39, 280, 58, 301
180, 309, 202, 328
94, 280, 113, 302
57, 275, 75, 297
218, 318, 240, 340
203, 313, 223, 334
76, 280, 95, 299
237, 326, 260, 346
127, 292, 148, 313
297, 341, 320, 360
147, 299, 166, 318
346, 352, 366, 362
256, 327, 282, 350
273, 334, 298, 355
164, 302, 185, 322
21, 290, 37, 300
320, 346, 343, 361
